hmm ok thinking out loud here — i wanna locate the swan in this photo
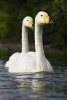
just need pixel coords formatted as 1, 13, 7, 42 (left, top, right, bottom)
9, 11, 54, 73
5, 16, 33, 67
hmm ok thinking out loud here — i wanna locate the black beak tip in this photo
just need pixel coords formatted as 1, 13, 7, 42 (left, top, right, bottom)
50, 20, 54, 24
31, 26, 34, 30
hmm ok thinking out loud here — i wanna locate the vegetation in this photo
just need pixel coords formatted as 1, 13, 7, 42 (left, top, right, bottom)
0, 0, 67, 46
0, 46, 67, 68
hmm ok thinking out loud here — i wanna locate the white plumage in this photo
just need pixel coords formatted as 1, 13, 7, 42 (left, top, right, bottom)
5, 16, 33, 67
7, 11, 54, 73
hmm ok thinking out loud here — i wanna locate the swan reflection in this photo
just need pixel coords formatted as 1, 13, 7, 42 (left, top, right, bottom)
12, 72, 47, 92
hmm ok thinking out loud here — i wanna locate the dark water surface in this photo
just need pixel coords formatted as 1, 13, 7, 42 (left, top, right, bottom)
0, 60, 67, 100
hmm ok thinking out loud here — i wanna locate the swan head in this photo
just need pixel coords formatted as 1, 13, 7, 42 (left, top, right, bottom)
35, 11, 53, 25
23, 16, 33, 29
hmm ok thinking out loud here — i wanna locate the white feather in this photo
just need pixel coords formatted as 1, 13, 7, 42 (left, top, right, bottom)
8, 11, 53, 73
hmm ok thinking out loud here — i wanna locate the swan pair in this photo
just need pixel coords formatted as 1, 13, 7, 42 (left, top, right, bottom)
5, 11, 54, 73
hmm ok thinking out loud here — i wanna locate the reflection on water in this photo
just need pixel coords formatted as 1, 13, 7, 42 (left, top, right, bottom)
0, 60, 67, 100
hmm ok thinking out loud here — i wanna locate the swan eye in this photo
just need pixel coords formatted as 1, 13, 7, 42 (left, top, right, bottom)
27, 20, 28, 21
41, 15, 43, 17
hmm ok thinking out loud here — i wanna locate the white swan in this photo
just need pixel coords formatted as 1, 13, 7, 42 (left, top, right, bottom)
9, 11, 54, 73
5, 16, 33, 67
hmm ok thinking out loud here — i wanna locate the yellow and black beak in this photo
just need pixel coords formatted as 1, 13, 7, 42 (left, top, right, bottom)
42, 15, 54, 24
28, 21, 33, 28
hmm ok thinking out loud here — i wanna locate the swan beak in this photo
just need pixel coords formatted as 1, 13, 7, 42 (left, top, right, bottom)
43, 15, 50, 24
28, 21, 33, 28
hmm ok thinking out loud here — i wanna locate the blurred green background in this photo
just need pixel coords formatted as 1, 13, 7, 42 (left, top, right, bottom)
0, 0, 67, 45
0, 0, 67, 68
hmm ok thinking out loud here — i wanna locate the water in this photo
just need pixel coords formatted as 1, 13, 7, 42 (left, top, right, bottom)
0, 60, 67, 100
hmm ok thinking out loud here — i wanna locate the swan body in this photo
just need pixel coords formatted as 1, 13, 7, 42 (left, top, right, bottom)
9, 11, 53, 73
9, 52, 53, 72
5, 16, 33, 67
9, 53, 36, 72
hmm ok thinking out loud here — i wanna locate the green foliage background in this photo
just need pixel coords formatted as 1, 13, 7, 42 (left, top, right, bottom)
0, 0, 67, 45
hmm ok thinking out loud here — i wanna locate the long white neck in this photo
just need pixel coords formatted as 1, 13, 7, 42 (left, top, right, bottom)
22, 24, 29, 53
35, 22, 48, 71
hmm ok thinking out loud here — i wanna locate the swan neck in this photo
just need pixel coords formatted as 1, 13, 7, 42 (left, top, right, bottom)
35, 23, 47, 71
22, 24, 29, 53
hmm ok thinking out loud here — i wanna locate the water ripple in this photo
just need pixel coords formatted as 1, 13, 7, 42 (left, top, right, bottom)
0, 60, 67, 100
